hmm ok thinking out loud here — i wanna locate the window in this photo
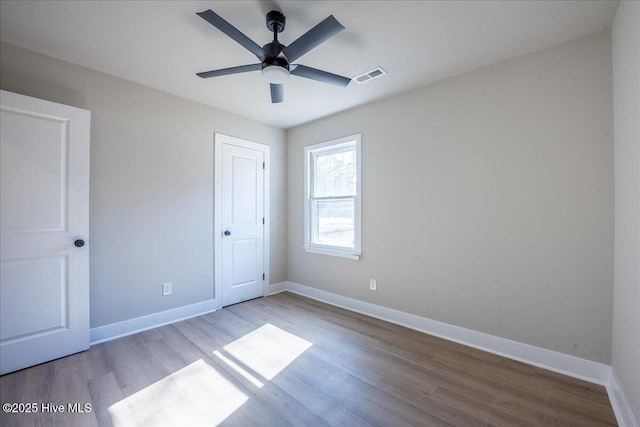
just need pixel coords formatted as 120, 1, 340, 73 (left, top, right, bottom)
304, 134, 361, 259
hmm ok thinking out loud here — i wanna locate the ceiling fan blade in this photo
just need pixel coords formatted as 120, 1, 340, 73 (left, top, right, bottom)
282, 15, 344, 62
290, 64, 351, 87
270, 83, 284, 103
197, 64, 262, 79
197, 10, 266, 61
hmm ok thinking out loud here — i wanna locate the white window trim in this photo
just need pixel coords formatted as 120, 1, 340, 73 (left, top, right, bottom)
304, 134, 361, 260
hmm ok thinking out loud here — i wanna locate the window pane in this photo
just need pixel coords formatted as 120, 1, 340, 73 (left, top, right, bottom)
314, 148, 356, 197
314, 199, 354, 248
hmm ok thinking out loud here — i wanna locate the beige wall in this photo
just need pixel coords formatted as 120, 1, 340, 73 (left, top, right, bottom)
287, 31, 614, 363
0, 42, 287, 328
612, 1, 640, 420
0, 27, 620, 368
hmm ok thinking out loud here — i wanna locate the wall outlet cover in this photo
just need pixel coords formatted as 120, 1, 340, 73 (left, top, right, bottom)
163, 282, 172, 296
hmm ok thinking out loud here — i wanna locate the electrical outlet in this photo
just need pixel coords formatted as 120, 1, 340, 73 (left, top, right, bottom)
163, 282, 172, 296
369, 279, 377, 291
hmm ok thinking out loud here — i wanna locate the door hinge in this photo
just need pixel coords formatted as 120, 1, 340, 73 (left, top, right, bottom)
262, 273, 265, 280
262, 217, 265, 225
262, 162, 265, 170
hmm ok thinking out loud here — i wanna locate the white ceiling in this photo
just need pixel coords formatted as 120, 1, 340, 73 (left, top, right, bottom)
0, 0, 618, 129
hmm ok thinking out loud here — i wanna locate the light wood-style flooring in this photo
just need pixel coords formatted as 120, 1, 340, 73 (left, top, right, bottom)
0, 292, 617, 426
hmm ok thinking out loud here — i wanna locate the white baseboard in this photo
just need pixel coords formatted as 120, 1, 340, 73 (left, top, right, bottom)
91, 281, 287, 345
283, 281, 611, 384
608, 369, 639, 427
90, 299, 217, 345
268, 281, 288, 295
282, 281, 639, 426
90, 281, 290, 345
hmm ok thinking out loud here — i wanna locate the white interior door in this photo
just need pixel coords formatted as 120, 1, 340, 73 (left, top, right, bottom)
215, 134, 268, 308
0, 90, 90, 375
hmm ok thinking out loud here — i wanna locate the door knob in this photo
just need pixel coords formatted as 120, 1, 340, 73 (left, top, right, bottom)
224, 230, 231, 236
74, 239, 85, 248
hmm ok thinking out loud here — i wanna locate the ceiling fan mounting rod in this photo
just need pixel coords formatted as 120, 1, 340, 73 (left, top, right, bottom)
266, 10, 286, 35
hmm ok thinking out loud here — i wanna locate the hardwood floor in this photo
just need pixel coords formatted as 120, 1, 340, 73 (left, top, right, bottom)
0, 292, 617, 426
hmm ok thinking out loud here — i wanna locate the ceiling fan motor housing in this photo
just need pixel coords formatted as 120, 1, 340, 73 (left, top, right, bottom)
263, 41, 287, 62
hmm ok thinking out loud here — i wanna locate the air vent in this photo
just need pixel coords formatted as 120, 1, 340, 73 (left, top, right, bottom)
353, 66, 387, 84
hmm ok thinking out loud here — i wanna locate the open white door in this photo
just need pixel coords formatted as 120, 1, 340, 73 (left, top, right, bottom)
215, 133, 269, 308
0, 90, 90, 375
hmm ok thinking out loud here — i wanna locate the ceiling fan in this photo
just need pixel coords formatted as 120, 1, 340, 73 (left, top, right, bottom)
196, 9, 351, 103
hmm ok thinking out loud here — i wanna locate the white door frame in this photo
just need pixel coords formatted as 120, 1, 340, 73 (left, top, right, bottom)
214, 133, 270, 310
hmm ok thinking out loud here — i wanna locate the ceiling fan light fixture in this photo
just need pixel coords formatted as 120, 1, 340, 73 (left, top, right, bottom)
262, 65, 290, 84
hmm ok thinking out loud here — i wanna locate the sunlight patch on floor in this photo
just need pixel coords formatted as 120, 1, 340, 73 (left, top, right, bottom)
108, 359, 247, 427
213, 350, 264, 388
223, 323, 313, 380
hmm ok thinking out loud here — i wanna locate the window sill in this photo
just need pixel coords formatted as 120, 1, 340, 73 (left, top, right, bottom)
304, 246, 361, 260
